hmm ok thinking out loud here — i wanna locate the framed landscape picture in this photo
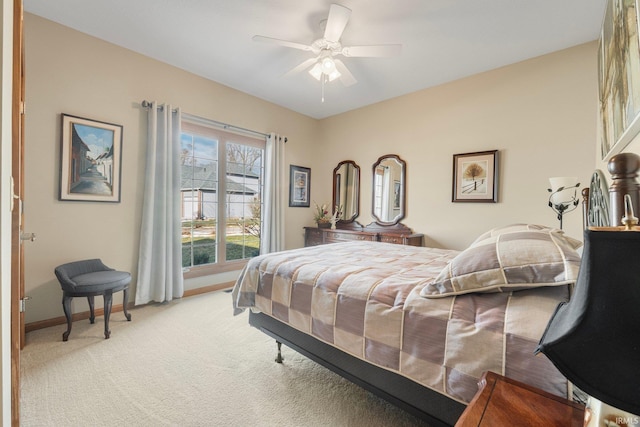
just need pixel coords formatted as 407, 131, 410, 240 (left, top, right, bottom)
59, 114, 123, 202
289, 165, 310, 207
452, 150, 498, 203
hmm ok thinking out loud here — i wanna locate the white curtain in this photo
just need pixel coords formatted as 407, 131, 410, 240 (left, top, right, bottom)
135, 102, 184, 305
261, 133, 286, 254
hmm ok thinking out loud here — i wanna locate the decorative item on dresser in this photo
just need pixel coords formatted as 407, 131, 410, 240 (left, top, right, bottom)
304, 221, 423, 247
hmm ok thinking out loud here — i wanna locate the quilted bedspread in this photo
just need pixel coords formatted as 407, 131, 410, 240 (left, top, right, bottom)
232, 241, 571, 404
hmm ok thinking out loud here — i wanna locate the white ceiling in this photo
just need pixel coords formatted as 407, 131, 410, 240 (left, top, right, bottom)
24, 0, 607, 119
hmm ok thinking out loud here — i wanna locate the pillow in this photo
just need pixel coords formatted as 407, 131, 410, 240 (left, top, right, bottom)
471, 223, 583, 249
420, 227, 581, 298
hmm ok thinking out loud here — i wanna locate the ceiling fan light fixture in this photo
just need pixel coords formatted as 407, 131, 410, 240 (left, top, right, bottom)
327, 69, 341, 81
321, 56, 336, 74
309, 61, 341, 82
309, 62, 323, 80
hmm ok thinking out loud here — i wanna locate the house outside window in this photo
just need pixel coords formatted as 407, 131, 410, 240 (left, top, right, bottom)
180, 120, 264, 277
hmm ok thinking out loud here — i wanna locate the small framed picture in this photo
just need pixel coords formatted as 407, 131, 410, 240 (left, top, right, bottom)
60, 114, 123, 202
452, 150, 498, 203
289, 165, 310, 207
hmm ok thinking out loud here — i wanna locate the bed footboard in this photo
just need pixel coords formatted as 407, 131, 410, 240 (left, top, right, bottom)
249, 311, 465, 427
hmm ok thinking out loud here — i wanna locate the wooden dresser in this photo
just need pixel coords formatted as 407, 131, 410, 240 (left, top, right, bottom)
304, 222, 423, 247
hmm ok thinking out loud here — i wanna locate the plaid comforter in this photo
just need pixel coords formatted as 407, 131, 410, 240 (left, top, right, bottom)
232, 241, 570, 404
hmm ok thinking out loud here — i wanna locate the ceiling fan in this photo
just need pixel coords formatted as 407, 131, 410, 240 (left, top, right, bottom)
253, 3, 401, 95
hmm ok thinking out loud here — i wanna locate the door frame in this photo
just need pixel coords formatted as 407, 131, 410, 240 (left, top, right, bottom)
10, 0, 23, 425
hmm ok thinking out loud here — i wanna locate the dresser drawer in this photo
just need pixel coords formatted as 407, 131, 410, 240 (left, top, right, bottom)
379, 235, 404, 244
378, 234, 424, 246
325, 231, 377, 243
304, 228, 324, 246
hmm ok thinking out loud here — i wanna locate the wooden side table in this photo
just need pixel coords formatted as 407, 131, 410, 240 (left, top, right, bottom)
456, 371, 585, 427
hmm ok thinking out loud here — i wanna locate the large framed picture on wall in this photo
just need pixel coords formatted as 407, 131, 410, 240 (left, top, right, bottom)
599, 0, 640, 160
59, 114, 123, 202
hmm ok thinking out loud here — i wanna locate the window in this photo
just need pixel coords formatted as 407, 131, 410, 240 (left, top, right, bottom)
180, 121, 264, 277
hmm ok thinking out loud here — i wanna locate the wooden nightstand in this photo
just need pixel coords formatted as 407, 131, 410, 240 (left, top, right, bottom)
456, 371, 585, 427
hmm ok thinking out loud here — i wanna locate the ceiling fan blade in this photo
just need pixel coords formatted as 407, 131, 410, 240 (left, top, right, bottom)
324, 4, 351, 42
252, 35, 312, 52
334, 59, 357, 87
341, 44, 402, 57
284, 57, 318, 77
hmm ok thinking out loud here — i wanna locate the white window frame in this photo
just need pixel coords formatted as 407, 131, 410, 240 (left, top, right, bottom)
181, 119, 265, 279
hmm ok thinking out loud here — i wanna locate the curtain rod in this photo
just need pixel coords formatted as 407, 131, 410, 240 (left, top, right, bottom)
141, 100, 286, 142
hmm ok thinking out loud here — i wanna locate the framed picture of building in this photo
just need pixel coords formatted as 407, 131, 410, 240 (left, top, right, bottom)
59, 114, 123, 202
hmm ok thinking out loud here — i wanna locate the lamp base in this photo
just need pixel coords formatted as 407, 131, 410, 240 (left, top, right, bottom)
584, 396, 639, 427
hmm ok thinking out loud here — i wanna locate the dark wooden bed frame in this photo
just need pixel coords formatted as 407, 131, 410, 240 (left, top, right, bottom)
249, 311, 465, 427
247, 153, 640, 427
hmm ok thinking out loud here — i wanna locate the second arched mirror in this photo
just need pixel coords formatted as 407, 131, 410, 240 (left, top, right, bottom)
333, 160, 360, 222
372, 154, 405, 225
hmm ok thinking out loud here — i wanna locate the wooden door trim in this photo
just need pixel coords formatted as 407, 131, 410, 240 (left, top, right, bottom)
11, 0, 23, 425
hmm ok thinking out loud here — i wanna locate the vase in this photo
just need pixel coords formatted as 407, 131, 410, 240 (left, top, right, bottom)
317, 221, 331, 229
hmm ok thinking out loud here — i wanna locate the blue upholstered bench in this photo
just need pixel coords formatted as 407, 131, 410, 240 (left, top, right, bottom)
54, 259, 132, 341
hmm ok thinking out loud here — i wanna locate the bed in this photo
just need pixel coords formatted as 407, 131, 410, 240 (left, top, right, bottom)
232, 224, 583, 426
232, 154, 638, 426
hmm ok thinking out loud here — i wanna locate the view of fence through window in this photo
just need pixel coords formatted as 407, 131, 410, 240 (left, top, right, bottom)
180, 128, 263, 269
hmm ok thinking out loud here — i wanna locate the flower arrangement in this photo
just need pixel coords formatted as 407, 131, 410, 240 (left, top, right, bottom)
313, 202, 331, 224
313, 202, 342, 228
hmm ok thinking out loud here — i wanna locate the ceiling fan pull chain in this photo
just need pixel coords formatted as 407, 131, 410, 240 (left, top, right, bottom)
321, 74, 326, 103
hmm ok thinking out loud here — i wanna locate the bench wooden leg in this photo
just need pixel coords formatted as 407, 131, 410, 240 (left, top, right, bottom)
87, 295, 95, 324
62, 294, 73, 342
122, 287, 131, 321
103, 291, 113, 339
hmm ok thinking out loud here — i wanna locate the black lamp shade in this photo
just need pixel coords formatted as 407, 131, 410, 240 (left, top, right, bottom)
537, 230, 640, 415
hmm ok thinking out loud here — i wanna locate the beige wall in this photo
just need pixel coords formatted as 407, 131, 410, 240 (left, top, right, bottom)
23, 14, 319, 323
320, 42, 598, 250
23, 13, 599, 324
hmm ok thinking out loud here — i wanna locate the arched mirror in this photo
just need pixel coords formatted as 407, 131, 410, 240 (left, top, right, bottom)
333, 160, 360, 222
372, 154, 405, 225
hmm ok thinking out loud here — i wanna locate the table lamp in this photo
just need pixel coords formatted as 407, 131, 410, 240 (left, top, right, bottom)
548, 177, 580, 229
537, 195, 640, 425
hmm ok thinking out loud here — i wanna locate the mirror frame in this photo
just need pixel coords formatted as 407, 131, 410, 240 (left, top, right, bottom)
371, 154, 406, 225
333, 160, 360, 223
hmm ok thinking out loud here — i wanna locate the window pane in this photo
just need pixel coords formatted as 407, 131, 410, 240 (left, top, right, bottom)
181, 131, 218, 268
226, 142, 263, 261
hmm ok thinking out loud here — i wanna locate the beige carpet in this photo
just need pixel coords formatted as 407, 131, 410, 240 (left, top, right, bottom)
20, 290, 431, 426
